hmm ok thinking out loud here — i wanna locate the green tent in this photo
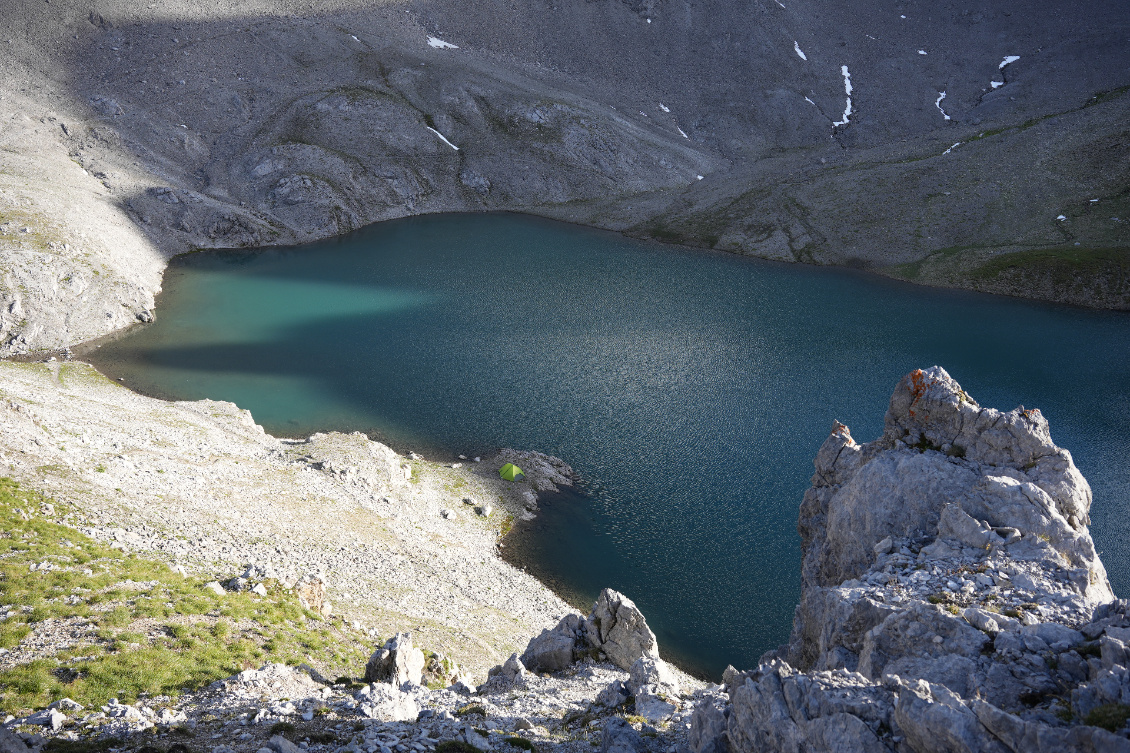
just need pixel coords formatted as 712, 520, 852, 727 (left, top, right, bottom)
499, 463, 525, 481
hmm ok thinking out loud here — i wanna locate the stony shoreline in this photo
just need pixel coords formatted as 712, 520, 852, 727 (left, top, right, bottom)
0, 359, 580, 680
1, 366, 1128, 753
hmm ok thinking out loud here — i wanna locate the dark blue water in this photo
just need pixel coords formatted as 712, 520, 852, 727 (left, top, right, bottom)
88, 213, 1130, 679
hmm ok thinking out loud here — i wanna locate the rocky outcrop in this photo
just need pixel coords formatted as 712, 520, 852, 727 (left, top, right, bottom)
586, 589, 662, 671
691, 367, 1130, 753
507, 588, 689, 724
356, 682, 420, 722
294, 574, 333, 619
628, 656, 682, 723
521, 613, 587, 672
516, 588, 661, 674
364, 633, 426, 688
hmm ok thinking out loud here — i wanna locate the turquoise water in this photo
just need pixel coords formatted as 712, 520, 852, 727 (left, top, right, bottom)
89, 213, 1130, 679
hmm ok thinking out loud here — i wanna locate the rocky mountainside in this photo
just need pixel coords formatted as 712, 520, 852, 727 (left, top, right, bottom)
6, 366, 1130, 753
0, 0, 1127, 357
688, 367, 1130, 752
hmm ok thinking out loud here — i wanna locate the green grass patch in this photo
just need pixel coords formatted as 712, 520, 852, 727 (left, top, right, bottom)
455, 703, 487, 717
967, 246, 1130, 286
437, 742, 485, 753
0, 478, 368, 715
42, 738, 125, 752
1085, 703, 1130, 732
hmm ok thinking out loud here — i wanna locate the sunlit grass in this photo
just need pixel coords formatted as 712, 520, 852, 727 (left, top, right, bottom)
0, 478, 369, 714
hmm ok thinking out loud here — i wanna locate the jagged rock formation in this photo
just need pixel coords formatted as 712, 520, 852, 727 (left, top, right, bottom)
690, 367, 1130, 753
502, 588, 686, 723
518, 588, 660, 674
364, 632, 427, 688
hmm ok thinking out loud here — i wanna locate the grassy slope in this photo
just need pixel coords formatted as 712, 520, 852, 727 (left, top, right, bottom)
0, 478, 372, 716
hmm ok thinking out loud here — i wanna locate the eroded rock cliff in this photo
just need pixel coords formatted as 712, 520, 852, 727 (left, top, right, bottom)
691, 367, 1130, 753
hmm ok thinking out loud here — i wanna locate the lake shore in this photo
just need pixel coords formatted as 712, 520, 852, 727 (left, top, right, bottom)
1, 0, 1127, 361
0, 359, 578, 681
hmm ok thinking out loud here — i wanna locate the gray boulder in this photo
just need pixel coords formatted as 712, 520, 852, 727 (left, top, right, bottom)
586, 588, 661, 670
364, 632, 425, 687
596, 679, 631, 709
689, 692, 730, 753
629, 656, 682, 722
628, 656, 681, 697
486, 653, 528, 686
973, 699, 1130, 753
721, 661, 893, 753
0, 728, 26, 753
265, 735, 303, 753
24, 707, 66, 731
894, 679, 1002, 753
521, 612, 585, 671
601, 717, 647, 753
356, 682, 420, 722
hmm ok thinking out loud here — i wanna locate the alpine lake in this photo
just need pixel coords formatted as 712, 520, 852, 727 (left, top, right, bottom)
88, 212, 1130, 680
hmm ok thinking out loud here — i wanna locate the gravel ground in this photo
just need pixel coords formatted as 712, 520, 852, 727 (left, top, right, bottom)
0, 358, 577, 679
6, 658, 707, 753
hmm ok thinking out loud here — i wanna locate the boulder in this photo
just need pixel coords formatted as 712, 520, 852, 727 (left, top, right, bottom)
601, 717, 647, 753
204, 581, 225, 596
628, 656, 681, 697
449, 678, 477, 695
465, 728, 493, 750
0, 728, 28, 753
628, 656, 682, 722
596, 679, 631, 709
689, 692, 730, 753
364, 632, 425, 688
585, 588, 661, 670
265, 735, 303, 753
635, 691, 678, 723
294, 574, 332, 618
25, 707, 66, 731
521, 612, 585, 671
486, 653, 528, 685
356, 682, 419, 722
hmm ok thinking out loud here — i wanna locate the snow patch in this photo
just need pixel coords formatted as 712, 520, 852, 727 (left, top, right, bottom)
991, 81, 1004, 88
677, 127, 689, 139
1057, 215, 1067, 221
999, 55, 1019, 69
659, 103, 670, 113
804, 96, 817, 106
1091, 199, 1100, 203
918, 50, 927, 55
794, 42, 807, 60
696, 175, 704, 180
647, 18, 652, 23
426, 127, 459, 150
832, 65, 853, 127
900, 14, 906, 18
942, 142, 961, 155
427, 36, 459, 49
934, 91, 951, 120
775, 0, 786, 8
351, 35, 360, 42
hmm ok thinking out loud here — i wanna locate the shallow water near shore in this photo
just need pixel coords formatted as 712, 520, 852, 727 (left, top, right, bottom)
90, 212, 1130, 680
